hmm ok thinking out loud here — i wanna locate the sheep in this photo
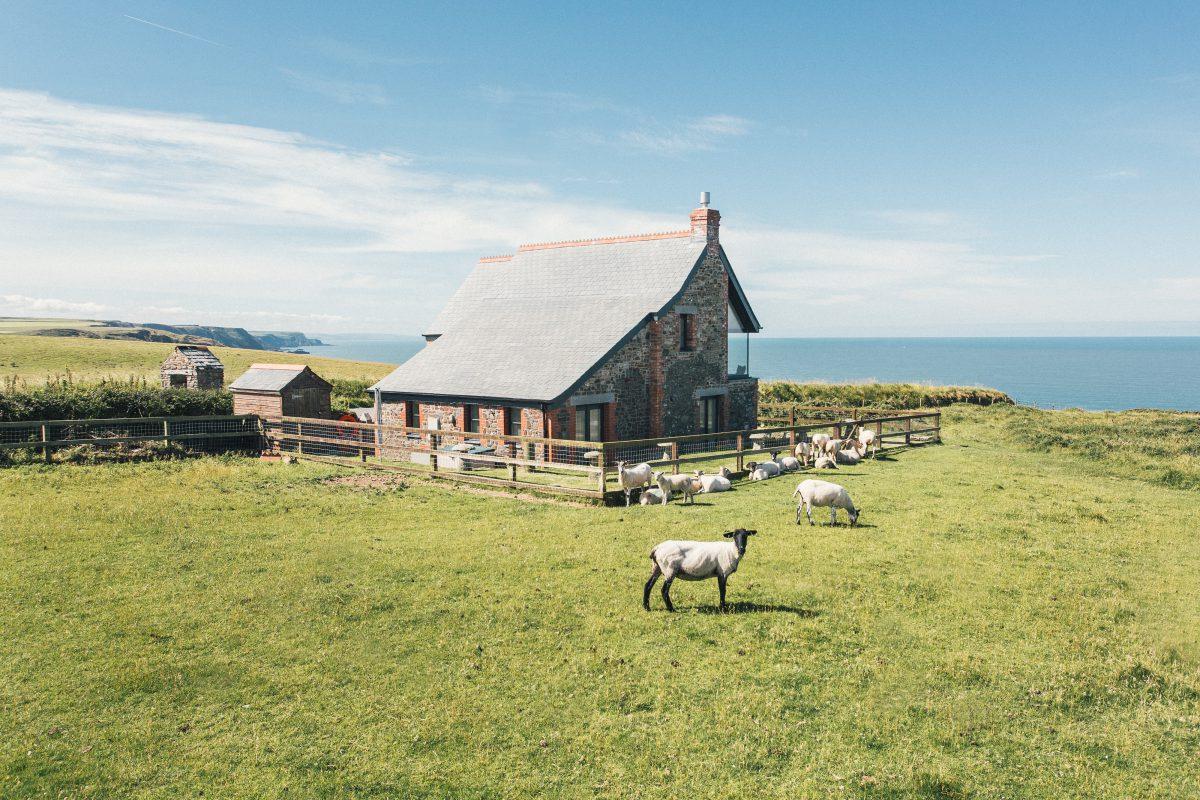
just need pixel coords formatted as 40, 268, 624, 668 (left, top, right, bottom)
793, 440, 814, 467
639, 487, 668, 506
818, 436, 843, 460
643, 528, 757, 612
813, 455, 838, 469
718, 466, 733, 479
856, 427, 878, 458
748, 466, 771, 481
810, 433, 832, 451
775, 452, 802, 472
745, 460, 781, 479
653, 470, 699, 505
694, 470, 732, 493
835, 446, 863, 465
792, 479, 860, 527
616, 461, 654, 507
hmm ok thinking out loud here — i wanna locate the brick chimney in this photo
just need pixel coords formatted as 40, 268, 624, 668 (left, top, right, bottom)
689, 191, 720, 245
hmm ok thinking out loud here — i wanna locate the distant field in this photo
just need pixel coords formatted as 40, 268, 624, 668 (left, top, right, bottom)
0, 317, 111, 333
2, 407, 1197, 797
0, 334, 393, 385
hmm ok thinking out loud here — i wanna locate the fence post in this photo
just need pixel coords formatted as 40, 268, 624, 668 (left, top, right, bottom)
934, 412, 942, 443
163, 418, 170, 443
596, 443, 607, 496
430, 432, 439, 472
736, 433, 744, 472
296, 421, 303, 455
671, 442, 679, 474
905, 416, 912, 446
41, 423, 50, 464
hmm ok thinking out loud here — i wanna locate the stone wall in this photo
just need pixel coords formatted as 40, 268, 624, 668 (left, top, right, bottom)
726, 377, 759, 431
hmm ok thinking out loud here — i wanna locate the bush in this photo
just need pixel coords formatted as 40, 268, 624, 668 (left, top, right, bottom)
0, 376, 232, 421
759, 381, 1013, 410
330, 378, 374, 414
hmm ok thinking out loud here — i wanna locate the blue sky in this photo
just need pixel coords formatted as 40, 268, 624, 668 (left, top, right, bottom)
1, 1, 1198, 335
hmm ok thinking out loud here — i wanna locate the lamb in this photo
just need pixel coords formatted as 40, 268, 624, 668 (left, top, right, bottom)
793, 479, 860, 526
616, 461, 653, 507
694, 470, 732, 493
643, 528, 757, 612
748, 466, 771, 481
813, 455, 838, 469
653, 471, 699, 505
745, 460, 780, 480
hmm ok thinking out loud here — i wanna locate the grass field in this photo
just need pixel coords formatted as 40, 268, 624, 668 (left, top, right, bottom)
0, 334, 392, 385
3, 407, 1198, 798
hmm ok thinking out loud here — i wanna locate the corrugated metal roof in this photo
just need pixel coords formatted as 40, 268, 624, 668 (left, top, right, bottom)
229, 364, 310, 392
372, 233, 757, 403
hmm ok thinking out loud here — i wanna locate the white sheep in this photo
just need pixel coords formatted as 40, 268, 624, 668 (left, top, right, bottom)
810, 433, 832, 451
793, 440, 814, 467
746, 459, 781, 478
835, 446, 863, 465
776, 455, 801, 472
616, 461, 653, 507
793, 479, 860, 527
718, 466, 733, 479
748, 466, 771, 481
653, 471, 699, 505
694, 470, 732, 493
813, 455, 839, 469
639, 487, 667, 506
856, 427, 878, 458
643, 529, 757, 611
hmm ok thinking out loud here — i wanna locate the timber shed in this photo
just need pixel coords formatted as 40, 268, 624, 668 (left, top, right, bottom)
160, 345, 224, 390
228, 364, 332, 419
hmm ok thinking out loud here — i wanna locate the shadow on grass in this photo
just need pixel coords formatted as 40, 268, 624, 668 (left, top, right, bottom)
696, 602, 821, 616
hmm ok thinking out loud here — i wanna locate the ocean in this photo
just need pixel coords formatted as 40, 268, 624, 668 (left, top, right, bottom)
310, 335, 1200, 412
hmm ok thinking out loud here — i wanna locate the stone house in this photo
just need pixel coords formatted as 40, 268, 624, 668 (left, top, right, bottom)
229, 364, 333, 419
370, 195, 761, 446
160, 345, 224, 390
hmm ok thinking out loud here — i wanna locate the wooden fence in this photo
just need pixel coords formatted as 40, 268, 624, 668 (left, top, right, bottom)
264, 410, 942, 502
0, 415, 262, 461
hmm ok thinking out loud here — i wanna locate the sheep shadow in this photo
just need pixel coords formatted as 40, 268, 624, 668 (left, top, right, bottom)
696, 602, 820, 616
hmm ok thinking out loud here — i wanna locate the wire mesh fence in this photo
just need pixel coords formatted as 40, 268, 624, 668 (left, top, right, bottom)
0, 415, 262, 463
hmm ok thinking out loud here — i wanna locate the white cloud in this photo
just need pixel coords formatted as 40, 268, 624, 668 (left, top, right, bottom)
1, 294, 108, 315
278, 68, 389, 106
619, 114, 751, 154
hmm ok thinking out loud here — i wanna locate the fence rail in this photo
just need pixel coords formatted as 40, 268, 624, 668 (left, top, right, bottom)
0, 415, 261, 461
264, 410, 942, 502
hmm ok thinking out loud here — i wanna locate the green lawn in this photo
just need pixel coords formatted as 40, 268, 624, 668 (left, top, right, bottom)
2, 407, 1198, 798
0, 334, 392, 385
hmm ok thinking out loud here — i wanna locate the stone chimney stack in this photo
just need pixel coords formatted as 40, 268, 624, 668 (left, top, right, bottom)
690, 191, 720, 245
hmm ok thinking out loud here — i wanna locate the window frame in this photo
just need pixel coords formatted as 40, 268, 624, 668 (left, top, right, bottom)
506, 407, 523, 438
574, 403, 604, 442
700, 395, 720, 434
405, 401, 420, 429
464, 403, 480, 434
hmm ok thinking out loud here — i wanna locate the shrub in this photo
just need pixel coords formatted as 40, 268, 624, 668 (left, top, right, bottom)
0, 376, 232, 421
759, 381, 1013, 410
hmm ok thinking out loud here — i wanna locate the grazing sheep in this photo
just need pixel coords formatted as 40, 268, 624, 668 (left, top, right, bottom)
856, 427, 878, 458
819, 437, 843, 460
793, 479, 860, 527
653, 471, 699, 505
639, 487, 668, 506
616, 461, 653, 507
810, 433, 832, 451
813, 455, 838, 469
694, 470, 732, 493
793, 440, 814, 467
643, 528, 757, 612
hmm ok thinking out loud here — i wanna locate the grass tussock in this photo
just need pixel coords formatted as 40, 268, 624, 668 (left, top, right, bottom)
761, 380, 1014, 409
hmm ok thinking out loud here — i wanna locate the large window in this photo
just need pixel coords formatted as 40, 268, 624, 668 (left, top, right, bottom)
575, 404, 604, 442
405, 401, 420, 428
700, 395, 721, 434
507, 407, 523, 437
679, 312, 696, 351
464, 404, 480, 434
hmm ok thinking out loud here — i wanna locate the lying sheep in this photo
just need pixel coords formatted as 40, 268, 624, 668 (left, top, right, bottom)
793, 479, 860, 527
653, 471, 699, 505
748, 466, 771, 481
775, 454, 802, 472
835, 446, 863, 465
813, 455, 838, 469
616, 461, 653, 507
694, 470, 732, 493
643, 528, 757, 612
718, 466, 733, 479
748, 458, 782, 478
639, 487, 667, 506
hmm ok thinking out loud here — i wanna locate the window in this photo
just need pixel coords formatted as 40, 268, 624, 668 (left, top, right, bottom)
700, 396, 720, 434
679, 312, 696, 351
507, 407, 523, 437
168, 374, 187, 388
464, 404, 480, 434
575, 404, 604, 442
405, 401, 420, 428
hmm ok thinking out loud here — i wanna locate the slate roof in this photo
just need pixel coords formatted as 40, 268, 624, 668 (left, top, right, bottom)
229, 363, 326, 392
170, 346, 223, 369
371, 230, 760, 404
